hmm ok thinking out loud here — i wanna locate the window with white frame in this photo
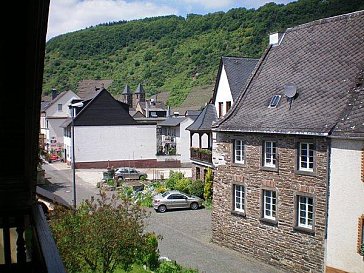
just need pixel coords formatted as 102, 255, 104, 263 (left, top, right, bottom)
264, 141, 277, 168
57, 103, 62, 111
299, 142, 314, 171
233, 184, 245, 213
297, 195, 314, 229
263, 190, 277, 220
234, 140, 245, 164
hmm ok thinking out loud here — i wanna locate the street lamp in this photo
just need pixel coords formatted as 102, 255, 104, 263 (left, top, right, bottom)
69, 101, 83, 209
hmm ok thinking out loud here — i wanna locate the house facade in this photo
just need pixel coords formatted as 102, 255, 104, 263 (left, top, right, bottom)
211, 11, 364, 273
187, 57, 258, 180
157, 114, 196, 165
63, 88, 163, 168
40, 89, 80, 153
325, 76, 364, 273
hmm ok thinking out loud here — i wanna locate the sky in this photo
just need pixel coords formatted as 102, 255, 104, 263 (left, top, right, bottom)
47, 0, 296, 41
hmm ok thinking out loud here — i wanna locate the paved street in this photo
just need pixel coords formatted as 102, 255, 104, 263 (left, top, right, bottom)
146, 209, 284, 273
42, 162, 285, 273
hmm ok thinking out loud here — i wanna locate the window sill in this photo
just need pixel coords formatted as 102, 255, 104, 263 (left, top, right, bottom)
295, 170, 316, 177
231, 210, 246, 218
293, 226, 315, 235
260, 217, 278, 226
231, 163, 246, 168
260, 166, 278, 173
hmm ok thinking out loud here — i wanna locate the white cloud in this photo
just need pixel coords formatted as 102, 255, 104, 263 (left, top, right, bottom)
180, 0, 236, 9
46, 0, 296, 40
47, 0, 177, 40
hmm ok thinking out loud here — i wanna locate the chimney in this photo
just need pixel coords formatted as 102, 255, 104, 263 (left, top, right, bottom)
269, 32, 284, 46
51, 88, 58, 100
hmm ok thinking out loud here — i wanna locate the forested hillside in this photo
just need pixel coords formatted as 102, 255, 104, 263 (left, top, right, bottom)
43, 0, 363, 106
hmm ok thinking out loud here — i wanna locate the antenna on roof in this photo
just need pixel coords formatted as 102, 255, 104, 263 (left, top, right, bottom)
284, 83, 297, 110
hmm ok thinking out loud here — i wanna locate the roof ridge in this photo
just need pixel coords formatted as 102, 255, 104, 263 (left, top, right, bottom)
222, 56, 259, 61
286, 9, 364, 33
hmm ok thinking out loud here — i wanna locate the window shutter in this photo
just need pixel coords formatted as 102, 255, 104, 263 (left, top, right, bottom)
358, 215, 364, 255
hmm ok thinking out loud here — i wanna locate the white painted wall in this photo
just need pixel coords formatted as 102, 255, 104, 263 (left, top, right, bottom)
74, 125, 157, 162
44, 91, 80, 147
326, 139, 364, 273
179, 118, 194, 163
214, 66, 233, 118
191, 132, 208, 148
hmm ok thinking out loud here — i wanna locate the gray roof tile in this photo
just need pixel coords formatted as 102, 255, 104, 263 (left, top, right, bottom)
122, 84, 131, 94
332, 70, 364, 138
220, 57, 259, 101
187, 104, 217, 132
214, 10, 364, 136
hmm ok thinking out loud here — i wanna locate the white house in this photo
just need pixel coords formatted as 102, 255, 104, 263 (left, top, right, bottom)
187, 57, 258, 180
213, 57, 258, 118
156, 113, 198, 165
40, 89, 80, 152
62, 88, 179, 168
326, 82, 364, 273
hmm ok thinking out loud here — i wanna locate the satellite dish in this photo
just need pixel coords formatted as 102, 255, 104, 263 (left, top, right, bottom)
284, 83, 297, 98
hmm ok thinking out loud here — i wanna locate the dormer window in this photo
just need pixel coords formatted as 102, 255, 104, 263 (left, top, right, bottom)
57, 103, 62, 111
268, 95, 281, 108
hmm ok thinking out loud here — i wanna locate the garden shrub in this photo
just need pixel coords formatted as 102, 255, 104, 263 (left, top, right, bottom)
188, 179, 204, 198
175, 177, 190, 194
203, 168, 213, 201
156, 260, 199, 273
166, 171, 184, 189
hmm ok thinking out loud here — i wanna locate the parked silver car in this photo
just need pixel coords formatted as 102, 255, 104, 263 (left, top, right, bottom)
153, 190, 203, 213
114, 167, 147, 180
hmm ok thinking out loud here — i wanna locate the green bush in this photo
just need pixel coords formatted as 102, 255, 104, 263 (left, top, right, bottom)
175, 178, 190, 194
188, 179, 204, 198
138, 233, 160, 270
166, 171, 184, 189
156, 260, 199, 273
203, 168, 213, 201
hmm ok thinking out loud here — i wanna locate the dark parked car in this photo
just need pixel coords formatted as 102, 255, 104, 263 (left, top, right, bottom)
114, 167, 147, 180
153, 190, 203, 213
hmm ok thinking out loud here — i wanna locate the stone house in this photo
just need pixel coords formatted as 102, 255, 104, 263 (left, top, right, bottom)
211, 11, 364, 273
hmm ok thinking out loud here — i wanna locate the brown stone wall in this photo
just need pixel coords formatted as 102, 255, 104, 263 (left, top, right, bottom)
211, 132, 328, 273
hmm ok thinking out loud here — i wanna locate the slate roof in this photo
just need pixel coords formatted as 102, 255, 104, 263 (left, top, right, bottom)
185, 110, 202, 117
135, 83, 145, 94
332, 70, 364, 138
158, 116, 187, 127
186, 104, 217, 132
213, 57, 259, 102
42, 91, 68, 111
77, 80, 113, 100
214, 10, 364, 137
71, 88, 136, 126
122, 84, 131, 94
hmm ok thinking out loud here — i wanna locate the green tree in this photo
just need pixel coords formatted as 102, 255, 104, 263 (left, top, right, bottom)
203, 168, 213, 201
49, 192, 159, 273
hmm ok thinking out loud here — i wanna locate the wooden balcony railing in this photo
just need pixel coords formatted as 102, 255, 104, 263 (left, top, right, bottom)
0, 205, 66, 273
190, 147, 212, 164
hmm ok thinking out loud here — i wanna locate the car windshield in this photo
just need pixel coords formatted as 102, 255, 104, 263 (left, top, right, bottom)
161, 191, 169, 197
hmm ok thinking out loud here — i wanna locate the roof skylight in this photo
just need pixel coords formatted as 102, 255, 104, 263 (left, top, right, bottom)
268, 95, 281, 108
